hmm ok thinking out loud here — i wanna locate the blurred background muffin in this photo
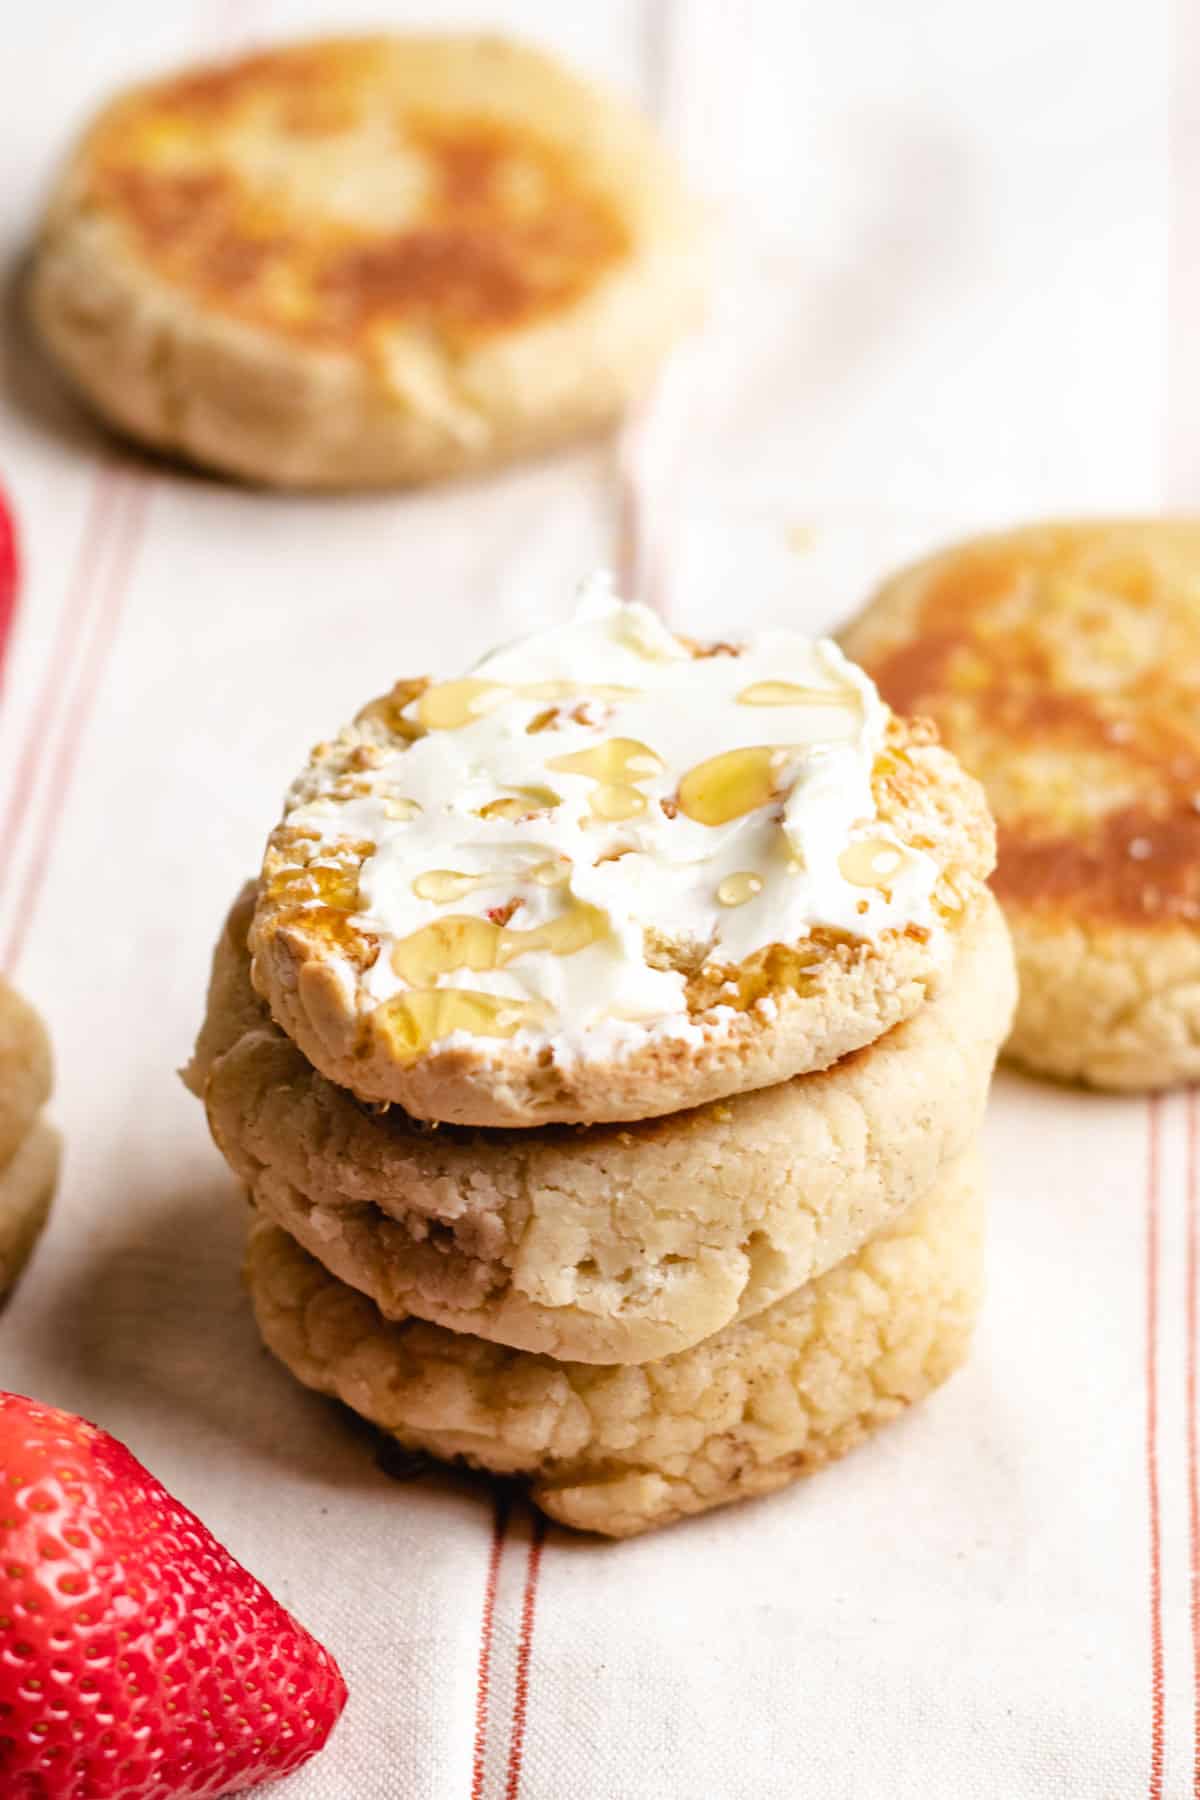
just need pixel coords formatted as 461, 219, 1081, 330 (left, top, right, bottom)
26, 33, 705, 489
842, 520, 1200, 1090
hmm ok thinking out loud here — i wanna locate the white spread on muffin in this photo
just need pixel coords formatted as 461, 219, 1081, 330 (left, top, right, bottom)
277, 577, 940, 1055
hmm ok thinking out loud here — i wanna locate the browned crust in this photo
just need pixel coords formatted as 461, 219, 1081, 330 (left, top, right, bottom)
994, 808, 1200, 924
246, 702, 995, 1124
64, 36, 641, 356
29, 33, 704, 489
844, 521, 1200, 932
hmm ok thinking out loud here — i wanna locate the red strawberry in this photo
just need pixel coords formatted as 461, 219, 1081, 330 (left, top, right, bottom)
0, 1392, 347, 1798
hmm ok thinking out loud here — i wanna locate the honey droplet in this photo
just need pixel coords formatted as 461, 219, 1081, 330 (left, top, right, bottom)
383, 797, 422, 821
738, 680, 854, 708
677, 747, 793, 827
548, 738, 664, 820
590, 784, 647, 822
412, 870, 483, 903
378, 989, 544, 1059
717, 871, 764, 907
549, 738, 664, 783
522, 681, 640, 703
418, 679, 510, 731
838, 836, 908, 889
478, 786, 561, 821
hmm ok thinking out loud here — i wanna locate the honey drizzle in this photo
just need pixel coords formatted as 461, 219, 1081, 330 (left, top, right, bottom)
677, 747, 795, 827
412, 859, 570, 903
716, 871, 764, 907
390, 902, 608, 983
266, 860, 363, 910
477, 785, 560, 820
417, 679, 509, 730
523, 681, 639, 702
592, 785, 646, 821
300, 630, 933, 1049
377, 989, 545, 1060
737, 680, 860, 709
418, 678, 642, 732
548, 738, 664, 822
838, 836, 908, 889
356, 679, 429, 739
412, 870, 483, 903
264, 857, 378, 968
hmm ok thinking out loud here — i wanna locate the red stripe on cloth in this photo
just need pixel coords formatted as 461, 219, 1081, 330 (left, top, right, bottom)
0, 468, 120, 915
0, 478, 20, 698
2, 476, 150, 975
503, 1511, 547, 1800
1188, 1090, 1200, 1800
1148, 1093, 1166, 1800
469, 1488, 511, 1800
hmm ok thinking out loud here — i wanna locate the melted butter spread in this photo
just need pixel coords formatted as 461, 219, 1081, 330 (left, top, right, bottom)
277, 577, 940, 1058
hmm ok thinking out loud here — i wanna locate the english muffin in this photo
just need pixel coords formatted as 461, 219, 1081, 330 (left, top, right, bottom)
248, 585, 996, 1126
0, 978, 58, 1298
190, 883, 1013, 1362
0, 975, 53, 1171
247, 1151, 984, 1537
28, 34, 703, 489
0, 1123, 60, 1300
842, 520, 1200, 1089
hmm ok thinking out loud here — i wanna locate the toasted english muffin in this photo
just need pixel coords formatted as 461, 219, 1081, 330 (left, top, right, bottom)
841, 520, 1200, 1089
246, 1150, 984, 1538
247, 592, 996, 1125
28, 34, 704, 488
189, 882, 1011, 1362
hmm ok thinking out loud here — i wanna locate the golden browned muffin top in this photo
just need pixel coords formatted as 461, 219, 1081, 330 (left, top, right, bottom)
75, 36, 637, 356
844, 521, 1200, 930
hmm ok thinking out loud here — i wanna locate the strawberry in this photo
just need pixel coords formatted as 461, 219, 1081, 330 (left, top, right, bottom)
0, 1392, 347, 1798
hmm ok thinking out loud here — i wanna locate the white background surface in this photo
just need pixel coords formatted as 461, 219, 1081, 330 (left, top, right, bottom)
0, 2, 1197, 1795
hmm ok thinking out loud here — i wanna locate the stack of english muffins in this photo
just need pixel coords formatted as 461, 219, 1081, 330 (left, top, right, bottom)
187, 586, 1015, 1536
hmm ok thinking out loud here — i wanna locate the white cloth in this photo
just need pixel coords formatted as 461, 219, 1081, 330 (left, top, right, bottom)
0, 2, 1195, 1794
